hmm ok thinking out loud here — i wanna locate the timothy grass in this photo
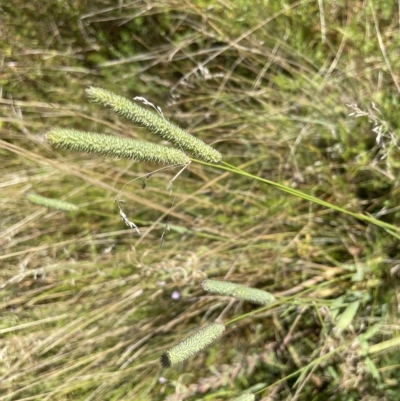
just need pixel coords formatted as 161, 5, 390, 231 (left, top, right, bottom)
1, 1, 400, 400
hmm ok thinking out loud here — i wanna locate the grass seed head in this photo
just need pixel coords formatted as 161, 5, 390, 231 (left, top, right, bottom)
85, 86, 222, 163
46, 128, 190, 165
202, 279, 276, 305
27, 193, 79, 211
160, 323, 225, 368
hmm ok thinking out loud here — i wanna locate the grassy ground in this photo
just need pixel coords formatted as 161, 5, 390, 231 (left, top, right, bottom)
1, 1, 400, 400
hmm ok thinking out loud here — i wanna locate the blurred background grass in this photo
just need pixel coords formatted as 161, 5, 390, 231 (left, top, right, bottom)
1, 0, 400, 400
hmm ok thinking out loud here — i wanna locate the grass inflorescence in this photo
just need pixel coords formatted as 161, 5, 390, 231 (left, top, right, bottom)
85, 86, 222, 163
202, 279, 276, 305
27, 193, 79, 211
46, 128, 190, 165
160, 323, 225, 368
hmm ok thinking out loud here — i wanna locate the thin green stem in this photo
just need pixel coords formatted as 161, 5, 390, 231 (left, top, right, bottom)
190, 159, 400, 238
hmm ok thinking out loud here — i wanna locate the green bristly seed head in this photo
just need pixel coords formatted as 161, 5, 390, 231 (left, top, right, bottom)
85, 86, 222, 163
160, 323, 225, 368
27, 193, 79, 211
202, 279, 276, 305
46, 129, 190, 165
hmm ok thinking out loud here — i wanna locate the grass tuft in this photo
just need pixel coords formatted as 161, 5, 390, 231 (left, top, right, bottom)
2, 1, 400, 400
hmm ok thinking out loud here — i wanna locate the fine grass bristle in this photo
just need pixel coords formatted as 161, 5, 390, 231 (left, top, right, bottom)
46, 128, 190, 165
202, 279, 276, 305
27, 193, 79, 211
160, 323, 225, 368
85, 86, 222, 163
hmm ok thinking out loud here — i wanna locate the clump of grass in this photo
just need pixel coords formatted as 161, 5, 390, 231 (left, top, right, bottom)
37, 42, 400, 401
46, 128, 190, 165
3, 1, 400, 400
85, 86, 222, 163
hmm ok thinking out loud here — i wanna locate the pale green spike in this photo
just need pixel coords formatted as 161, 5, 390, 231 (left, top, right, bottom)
160, 323, 225, 368
202, 279, 275, 305
27, 193, 79, 212
46, 129, 190, 165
